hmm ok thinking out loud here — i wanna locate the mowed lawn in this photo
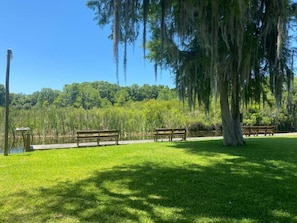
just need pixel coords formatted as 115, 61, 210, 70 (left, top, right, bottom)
1, 136, 297, 223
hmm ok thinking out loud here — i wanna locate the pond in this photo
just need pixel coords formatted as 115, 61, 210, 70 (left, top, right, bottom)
0, 147, 26, 154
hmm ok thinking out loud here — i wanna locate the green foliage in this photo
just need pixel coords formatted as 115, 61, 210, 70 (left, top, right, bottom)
1, 81, 297, 147
0, 98, 219, 145
36, 88, 60, 108
4, 81, 176, 109
87, 0, 296, 146
0, 84, 5, 106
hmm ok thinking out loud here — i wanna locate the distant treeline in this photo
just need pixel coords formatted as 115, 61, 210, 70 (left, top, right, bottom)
0, 81, 176, 109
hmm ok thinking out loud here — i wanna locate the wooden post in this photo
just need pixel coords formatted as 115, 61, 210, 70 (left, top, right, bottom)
25, 132, 31, 152
4, 49, 12, 156
15, 127, 31, 152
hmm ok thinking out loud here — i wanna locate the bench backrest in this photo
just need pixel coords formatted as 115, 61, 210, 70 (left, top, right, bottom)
173, 128, 186, 133
77, 130, 100, 136
99, 130, 119, 136
154, 128, 187, 135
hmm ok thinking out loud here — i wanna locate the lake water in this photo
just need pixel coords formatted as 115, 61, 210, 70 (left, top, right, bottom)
0, 147, 26, 154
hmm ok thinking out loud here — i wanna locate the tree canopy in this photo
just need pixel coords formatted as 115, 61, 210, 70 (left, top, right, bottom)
0, 82, 175, 109
87, 0, 296, 146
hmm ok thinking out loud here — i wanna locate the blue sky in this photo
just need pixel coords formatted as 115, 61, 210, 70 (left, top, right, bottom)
0, 0, 174, 94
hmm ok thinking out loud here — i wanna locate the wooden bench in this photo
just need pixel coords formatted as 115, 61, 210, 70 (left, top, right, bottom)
241, 126, 275, 136
76, 130, 100, 147
153, 128, 186, 142
265, 126, 275, 135
98, 129, 119, 145
172, 128, 187, 141
76, 129, 119, 146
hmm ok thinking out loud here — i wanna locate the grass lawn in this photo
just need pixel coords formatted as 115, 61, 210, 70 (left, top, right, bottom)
1, 136, 297, 223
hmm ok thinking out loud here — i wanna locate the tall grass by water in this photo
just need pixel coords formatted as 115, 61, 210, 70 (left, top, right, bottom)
1, 136, 297, 222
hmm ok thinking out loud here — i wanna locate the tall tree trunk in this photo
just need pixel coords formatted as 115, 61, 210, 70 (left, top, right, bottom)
219, 74, 245, 146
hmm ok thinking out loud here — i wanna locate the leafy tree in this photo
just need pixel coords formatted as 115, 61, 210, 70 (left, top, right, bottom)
10, 93, 27, 109
140, 84, 159, 100
92, 81, 121, 105
87, 0, 295, 146
127, 84, 143, 101
0, 84, 5, 106
54, 83, 82, 108
36, 88, 60, 108
25, 91, 39, 108
80, 82, 102, 109
114, 88, 130, 106
156, 86, 176, 100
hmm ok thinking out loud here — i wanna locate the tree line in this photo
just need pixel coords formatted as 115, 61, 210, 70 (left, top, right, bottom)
0, 81, 176, 109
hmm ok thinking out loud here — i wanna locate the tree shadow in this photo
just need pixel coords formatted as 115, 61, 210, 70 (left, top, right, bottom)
171, 137, 297, 161
1, 151, 297, 222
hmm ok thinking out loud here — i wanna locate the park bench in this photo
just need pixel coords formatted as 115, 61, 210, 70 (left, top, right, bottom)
241, 126, 275, 136
76, 130, 100, 147
172, 128, 187, 141
153, 128, 186, 142
98, 129, 119, 145
76, 129, 119, 146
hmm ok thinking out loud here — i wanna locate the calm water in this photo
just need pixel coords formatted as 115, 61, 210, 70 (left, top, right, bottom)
0, 147, 26, 154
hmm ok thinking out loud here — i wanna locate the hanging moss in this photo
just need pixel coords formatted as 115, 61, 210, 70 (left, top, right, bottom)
87, 0, 294, 145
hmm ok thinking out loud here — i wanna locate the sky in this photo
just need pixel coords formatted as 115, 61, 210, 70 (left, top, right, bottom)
0, 0, 174, 95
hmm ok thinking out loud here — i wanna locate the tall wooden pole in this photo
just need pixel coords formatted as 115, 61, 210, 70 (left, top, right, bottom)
4, 49, 12, 156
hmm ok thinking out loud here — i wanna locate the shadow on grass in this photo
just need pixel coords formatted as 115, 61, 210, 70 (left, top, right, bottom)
171, 137, 297, 162
1, 138, 297, 222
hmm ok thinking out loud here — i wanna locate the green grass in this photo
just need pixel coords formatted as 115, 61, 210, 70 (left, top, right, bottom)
1, 136, 297, 223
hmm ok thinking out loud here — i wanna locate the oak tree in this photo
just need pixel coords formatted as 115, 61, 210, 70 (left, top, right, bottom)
87, 0, 295, 145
